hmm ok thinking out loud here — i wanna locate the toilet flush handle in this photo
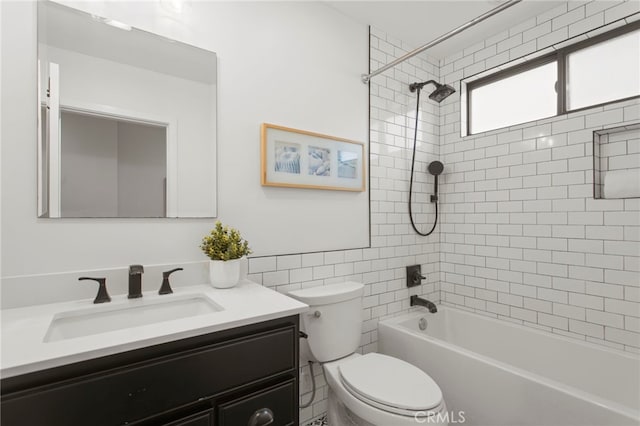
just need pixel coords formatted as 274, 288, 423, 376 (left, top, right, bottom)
308, 310, 321, 318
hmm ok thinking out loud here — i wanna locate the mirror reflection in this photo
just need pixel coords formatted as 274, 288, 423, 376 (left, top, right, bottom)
37, 1, 217, 218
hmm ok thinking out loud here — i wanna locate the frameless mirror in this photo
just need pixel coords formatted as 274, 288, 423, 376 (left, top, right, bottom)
37, 1, 217, 218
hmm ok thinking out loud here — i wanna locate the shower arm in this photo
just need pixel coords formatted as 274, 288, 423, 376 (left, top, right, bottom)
361, 0, 522, 84
410, 80, 437, 92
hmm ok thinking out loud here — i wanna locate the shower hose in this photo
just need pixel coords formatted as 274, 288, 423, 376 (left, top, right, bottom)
409, 88, 438, 237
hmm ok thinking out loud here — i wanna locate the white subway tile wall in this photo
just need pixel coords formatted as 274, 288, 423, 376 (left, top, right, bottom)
600, 128, 640, 171
439, 2, 640, 358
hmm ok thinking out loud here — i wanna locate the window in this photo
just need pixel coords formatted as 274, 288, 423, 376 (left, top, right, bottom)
566, 29, 640, 110
466, 21, 640, 135
469, 60, 557, 135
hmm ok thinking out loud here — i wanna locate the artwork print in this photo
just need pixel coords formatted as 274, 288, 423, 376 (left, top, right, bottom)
308, 147, 331, 176
261, 123, 365, 191
338, 150, 358, 179
274, 141, 301, 174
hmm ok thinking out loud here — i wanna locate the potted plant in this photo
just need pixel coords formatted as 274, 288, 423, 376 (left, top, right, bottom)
200, 221, 251, 288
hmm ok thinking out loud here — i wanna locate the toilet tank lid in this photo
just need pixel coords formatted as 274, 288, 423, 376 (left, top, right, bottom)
288, 281, 364, 305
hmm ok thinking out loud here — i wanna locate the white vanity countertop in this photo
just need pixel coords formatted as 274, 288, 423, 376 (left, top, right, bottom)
1, 281, 308, 378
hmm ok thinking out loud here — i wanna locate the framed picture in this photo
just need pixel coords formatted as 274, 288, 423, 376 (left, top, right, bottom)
261, 123, 366, 192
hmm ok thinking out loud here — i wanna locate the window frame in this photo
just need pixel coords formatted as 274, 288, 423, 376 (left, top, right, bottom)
466, 20, 640, 136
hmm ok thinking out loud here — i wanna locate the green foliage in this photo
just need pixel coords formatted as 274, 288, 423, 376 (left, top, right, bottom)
201, 221, 251, 261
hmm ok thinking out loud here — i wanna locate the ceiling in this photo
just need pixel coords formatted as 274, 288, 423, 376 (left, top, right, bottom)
326, 1, 565, 59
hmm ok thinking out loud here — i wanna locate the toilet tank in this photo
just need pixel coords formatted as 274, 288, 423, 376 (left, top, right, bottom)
289, 282, 364, 362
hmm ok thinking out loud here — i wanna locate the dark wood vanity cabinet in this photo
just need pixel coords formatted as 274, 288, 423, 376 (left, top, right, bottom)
1, 315, 299, 426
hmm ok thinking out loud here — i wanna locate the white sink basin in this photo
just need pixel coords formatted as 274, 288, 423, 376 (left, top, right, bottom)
44, 295, 223, 342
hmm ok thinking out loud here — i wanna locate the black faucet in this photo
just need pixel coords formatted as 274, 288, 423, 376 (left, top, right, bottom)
128, 264, 144, 299
78, 277, 111, 304
410, 295, 437, 313
159, 267, 183, 295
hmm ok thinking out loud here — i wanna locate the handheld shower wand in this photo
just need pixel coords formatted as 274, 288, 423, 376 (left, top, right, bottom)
427, 160, 444, 202
408, 80, 454, 237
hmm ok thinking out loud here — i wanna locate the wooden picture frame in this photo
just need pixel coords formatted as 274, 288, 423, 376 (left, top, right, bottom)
261, 123, 366, 192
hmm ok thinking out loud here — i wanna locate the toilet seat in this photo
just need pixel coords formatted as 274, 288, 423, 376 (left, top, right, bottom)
338, 353, 443, 417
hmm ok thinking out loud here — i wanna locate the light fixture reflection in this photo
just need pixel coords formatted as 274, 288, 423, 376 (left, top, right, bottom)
160, 0, 183, 14
104, 19, 132, 31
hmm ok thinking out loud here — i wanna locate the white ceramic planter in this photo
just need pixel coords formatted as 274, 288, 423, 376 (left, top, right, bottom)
208, 258, 243, 289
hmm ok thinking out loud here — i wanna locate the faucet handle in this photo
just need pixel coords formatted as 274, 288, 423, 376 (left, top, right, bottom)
411, 271, 426, 286
79, 277, 111, 304
159, 268, 183, 295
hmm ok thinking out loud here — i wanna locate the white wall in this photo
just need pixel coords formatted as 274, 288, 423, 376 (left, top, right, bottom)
53, 0, 369, 255
0, 1, 369, 278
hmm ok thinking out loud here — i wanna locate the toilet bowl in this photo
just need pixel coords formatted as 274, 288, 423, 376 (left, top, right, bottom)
288, 282, 448, 426
324, 353, 447, 425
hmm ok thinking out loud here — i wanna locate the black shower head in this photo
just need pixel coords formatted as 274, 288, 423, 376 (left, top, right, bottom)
409, 80, 456, 103
428, 160, 444, 176
429, 84, 456, 103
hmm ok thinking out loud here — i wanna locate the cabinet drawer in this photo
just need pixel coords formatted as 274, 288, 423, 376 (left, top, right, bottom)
218, 380, 295, 426
160, 408, 214, 426
2, 327, 295, 426
163, 408, 214, 426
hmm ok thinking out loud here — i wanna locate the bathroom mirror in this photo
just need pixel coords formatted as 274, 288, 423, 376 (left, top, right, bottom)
37, 1, 217, 218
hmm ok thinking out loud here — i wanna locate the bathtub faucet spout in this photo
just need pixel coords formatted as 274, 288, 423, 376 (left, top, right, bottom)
410, 295, 438, 313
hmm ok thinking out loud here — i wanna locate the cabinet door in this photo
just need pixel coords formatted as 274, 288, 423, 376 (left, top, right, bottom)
218, 380, 295, 426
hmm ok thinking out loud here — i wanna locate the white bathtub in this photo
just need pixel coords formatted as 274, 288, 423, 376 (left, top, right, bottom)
378, 307, 640, 426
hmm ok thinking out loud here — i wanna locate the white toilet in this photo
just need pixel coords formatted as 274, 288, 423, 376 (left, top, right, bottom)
289, 281, 448, 426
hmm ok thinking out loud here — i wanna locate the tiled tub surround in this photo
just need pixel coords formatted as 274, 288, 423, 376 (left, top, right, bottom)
438, 1, 640, 352
439, 109, 640, 351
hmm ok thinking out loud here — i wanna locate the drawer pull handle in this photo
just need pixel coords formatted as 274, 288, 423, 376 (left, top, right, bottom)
248, 407, 274, 426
